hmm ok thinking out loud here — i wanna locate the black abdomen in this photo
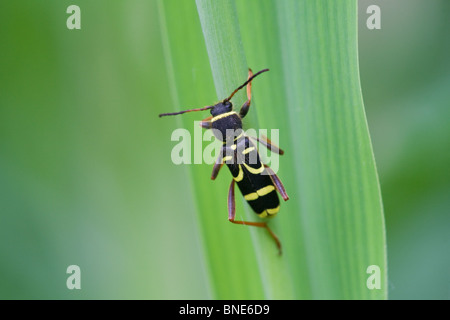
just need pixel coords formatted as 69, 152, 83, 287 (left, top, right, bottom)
226, 137, 280, 218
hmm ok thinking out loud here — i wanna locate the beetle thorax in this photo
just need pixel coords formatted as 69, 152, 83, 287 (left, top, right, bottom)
210, 101, 243, 142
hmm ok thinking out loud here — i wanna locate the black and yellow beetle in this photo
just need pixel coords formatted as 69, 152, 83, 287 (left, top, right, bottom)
159, 69, 289, 253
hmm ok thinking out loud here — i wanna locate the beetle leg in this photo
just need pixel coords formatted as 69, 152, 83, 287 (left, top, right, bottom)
228, 179, 282, 254
200, 116, 212, 129
239, 68, 254, 119
211, 146, 226, 180
264, 164, 289, 201
248, 134, 284, 155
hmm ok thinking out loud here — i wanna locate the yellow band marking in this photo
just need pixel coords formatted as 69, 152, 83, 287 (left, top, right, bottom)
234, 132, 244, 141
211, 111, 237, 123
243, 163, 265, 174
230, 144, 237, 150
243, 186, 275, 202
257, 206, 279, 218
244, 192, 258, 201
267, 206, 280, 215
258, 210, 268, 218
223, 155, 233, 162
256, 185, 275, 197
242, 146, 255, 155
222, 132, 244, 144
233, 164, 244, 182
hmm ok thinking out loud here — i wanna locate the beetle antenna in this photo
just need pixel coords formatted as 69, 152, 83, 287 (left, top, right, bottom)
223, 68, 269, 103
159, 105, 214, 117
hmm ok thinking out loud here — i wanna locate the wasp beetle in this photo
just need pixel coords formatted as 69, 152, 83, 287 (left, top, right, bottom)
159, 69, 289, 254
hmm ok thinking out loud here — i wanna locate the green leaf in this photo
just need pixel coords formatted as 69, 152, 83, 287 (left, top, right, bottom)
159, 0, 387, 299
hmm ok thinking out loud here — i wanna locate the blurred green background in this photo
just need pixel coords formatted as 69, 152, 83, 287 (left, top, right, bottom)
358, 0, 449, 299
0, 0, 448, 299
